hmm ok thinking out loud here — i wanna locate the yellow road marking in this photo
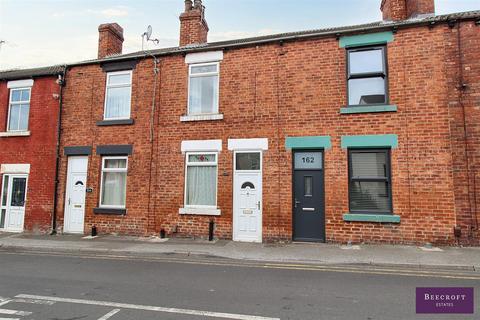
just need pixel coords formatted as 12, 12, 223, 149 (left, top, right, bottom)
1, 249, 479, 280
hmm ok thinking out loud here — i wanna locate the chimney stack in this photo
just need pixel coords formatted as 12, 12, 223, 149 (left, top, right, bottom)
98, 23, 124, 59
179, 0, 209, 47
380, 0, 434, 21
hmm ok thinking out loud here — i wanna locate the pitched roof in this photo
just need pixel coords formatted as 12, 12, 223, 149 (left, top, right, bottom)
78, 9, 480, 65
1, 9, 479, 77
0, 65, 65, 81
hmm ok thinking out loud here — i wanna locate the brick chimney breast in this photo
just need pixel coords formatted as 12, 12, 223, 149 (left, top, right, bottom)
406, 0, 435, 18
98, 23, 124, 59
179, 0, 209, 47
381, 0, 434, 21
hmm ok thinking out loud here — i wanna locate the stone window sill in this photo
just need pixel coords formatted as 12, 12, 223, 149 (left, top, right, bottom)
343, 213, 400, 223
180, 114, 224, 122
340, 105, 397, 114
0, 131, 31, 137
96, 119, 134, 126
93, 207, 127, 215
179, 207, 221, 216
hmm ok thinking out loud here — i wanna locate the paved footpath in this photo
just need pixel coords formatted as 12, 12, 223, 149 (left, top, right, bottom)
0, 232, 480, 270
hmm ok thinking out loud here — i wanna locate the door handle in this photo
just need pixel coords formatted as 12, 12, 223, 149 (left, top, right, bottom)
257, 201, 261, 210
294, 199, 301, 208
68, 198, 71, 206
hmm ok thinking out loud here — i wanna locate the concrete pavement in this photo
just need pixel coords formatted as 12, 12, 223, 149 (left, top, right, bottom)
1, 232, 480, 270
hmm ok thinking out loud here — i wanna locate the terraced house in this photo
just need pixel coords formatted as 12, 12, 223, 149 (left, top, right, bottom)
0, 66, 64, 233
1, 0, 479, 245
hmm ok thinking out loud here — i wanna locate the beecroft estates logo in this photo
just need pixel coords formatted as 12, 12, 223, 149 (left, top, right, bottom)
416, 287, 474, 314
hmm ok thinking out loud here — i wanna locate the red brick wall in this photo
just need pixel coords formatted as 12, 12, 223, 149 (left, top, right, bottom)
58, 20, 479, 245
446, 21, 480, 245
0, 77, 60, 232
381, 0, 434, 20
57, 61, 157, 235
98, 23, 124, 59
381, 0, 407, 21
179, 8, 208, 46
406, 0, 434, 18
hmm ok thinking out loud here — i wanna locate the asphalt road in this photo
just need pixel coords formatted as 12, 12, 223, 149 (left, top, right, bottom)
0, 250, 479, 320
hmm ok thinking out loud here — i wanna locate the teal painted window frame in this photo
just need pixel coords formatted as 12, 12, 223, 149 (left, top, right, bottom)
340, 105, 397, 114
343, 213, 400, 223
339, 31, 394, 48
341, 134, 398, 149
285, 136, 331, 150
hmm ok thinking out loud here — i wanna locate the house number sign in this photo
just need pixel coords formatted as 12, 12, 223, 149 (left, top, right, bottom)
294, 152, 322, 169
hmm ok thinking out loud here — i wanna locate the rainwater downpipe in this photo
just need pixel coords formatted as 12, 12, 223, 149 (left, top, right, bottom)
143, 52, 160, 233
51, 65, 67, 235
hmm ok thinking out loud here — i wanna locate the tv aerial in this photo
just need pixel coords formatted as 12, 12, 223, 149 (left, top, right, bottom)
142, 25, 159, 50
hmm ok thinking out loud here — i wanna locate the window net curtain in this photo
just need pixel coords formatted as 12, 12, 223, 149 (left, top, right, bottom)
189, 76, 218, 114
102, 172, 126, 206
186, 166, 216, 206
105, 87, 131, 119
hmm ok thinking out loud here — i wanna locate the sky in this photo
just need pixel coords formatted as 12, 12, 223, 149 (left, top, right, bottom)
0, 0, 478, 70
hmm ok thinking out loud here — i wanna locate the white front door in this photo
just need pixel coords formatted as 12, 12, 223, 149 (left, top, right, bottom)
233, 152, 262, 243
0, 174, 28, 232
64, 156, 88, 234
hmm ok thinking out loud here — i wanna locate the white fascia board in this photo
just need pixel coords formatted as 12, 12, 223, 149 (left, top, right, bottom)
181, 140, 223, 153
7, 79, 34, 89
185, 51, 223, 64
228, 138, 268, 151
1, 163, 30, 174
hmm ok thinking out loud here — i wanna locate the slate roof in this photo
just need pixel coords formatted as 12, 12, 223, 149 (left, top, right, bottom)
1, 9, 479, 78
0, 65, 65, 81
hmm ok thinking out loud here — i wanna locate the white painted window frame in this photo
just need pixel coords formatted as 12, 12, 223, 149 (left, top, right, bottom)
104, 70, 133, 121
183, 151, 218, 210
7, 87, 31, 132
233, 150, 263, 173
187, 62, 220, 116
99, 156, 128, 209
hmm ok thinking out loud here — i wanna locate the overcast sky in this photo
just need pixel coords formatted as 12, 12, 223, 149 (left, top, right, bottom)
0, 0, 478, 70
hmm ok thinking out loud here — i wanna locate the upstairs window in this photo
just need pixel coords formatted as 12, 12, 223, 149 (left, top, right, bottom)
347, 46, 388, 106
348, 149, 392, 214
7, 87, 31, 132
104, 71, 132, 120
188, 63, 219, 115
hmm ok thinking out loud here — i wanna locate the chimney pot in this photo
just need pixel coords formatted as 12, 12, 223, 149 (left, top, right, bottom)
97, 23, 124, 59
185, 0, 193, 12
194, 0, 202, 9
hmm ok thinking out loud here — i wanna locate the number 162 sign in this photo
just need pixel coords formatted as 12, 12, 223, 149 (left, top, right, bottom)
294, 152, 322, 169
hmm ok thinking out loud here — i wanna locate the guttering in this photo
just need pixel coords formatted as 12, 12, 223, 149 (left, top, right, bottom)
50, 65, 67, 235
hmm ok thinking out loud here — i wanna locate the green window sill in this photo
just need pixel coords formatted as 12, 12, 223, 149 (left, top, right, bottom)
340, 105, 397, 114
343, 213, 400, 223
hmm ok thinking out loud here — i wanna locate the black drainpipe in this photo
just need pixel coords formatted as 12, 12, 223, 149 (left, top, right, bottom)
50, 65, 67, 235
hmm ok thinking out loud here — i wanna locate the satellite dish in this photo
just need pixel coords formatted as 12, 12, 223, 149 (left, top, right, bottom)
146, 25, 152, 40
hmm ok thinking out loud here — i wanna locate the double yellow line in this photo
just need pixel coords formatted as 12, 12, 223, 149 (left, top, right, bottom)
2, 249, 480, 280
